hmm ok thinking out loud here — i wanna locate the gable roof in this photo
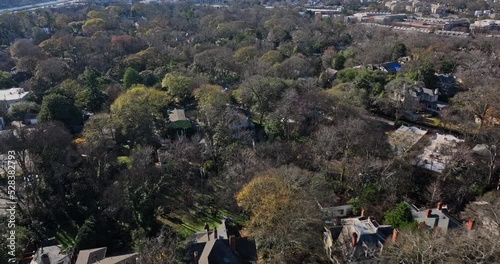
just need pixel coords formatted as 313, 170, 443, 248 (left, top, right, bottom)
199, 240, 239, 264
96, 253, 138, 264
75, 247, 107, 264
388, 125, 428, 154
189, 219, 257, 264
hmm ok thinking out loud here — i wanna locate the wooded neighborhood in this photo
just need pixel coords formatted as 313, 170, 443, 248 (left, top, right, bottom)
0, 0, 499, 263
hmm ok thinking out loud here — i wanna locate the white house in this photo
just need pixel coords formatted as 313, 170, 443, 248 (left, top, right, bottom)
0, 88, 30, 110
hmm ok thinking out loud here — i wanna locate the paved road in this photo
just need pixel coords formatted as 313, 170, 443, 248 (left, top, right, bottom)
0, 0, 77, 14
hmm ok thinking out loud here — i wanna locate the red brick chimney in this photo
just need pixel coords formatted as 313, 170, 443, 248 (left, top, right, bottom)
392, 229, 398, 243
214, 227, 218, 239
425, 209, 431, 218
229, 235, 236, 252
351, 233, 358, 247
194, 251, 199, 264
466, 220, 474, 230
361, 209, 365, 217
436, 202, 442, 210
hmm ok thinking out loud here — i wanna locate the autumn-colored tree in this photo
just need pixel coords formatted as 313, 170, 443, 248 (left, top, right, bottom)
236, 166, 325, 263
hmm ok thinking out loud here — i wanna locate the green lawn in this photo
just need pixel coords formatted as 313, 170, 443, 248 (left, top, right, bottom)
158, 196, 245, 240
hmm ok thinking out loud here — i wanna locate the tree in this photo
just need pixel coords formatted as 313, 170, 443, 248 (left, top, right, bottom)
137, 229, 180, 264
82, 18, 106, 35
381, 77, 425, 120
383, 202, 416, 229
405, 61, 438, 88
391, 42, 407, 61
451, 86, 500, 131
277, 55, 314, 79
38, 94, 83, 128
236, 76, 288, 124
110, 86, 170, 145
161, 72, 192, 103
234, 46, 258, 64
8, 101, 40, 121
260, 50, 283, 65
48, 79, 85, 100
0, 71, 17, 89
236, 166, 325, 263
75, 86, 108, 113
123, 67, 140, 89
194, 84, 229, 113
333, 54, 346, 70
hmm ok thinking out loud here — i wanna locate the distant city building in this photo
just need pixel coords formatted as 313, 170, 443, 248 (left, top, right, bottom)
470, 20, 500, 31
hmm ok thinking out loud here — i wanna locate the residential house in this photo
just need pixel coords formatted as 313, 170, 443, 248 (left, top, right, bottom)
385, 1, 406, 13
324, 214, 394, 264
388, 125, 428, 154
379, 62, 401, 74
168, 108, 193, 136
0, 88, 30, 110
318, 201, 354, 224
75, 247, 138, 264
416, 133, 464, 173
405, 202, 462, 234
188, 218, 257, 264
389, 84, 447, 114
406, 1, 431, 13
470, 19, 500, 31
30, 244, 71, 264
411, 87, 448, 113
75, 247, 107, 264
431, 4, 448, 15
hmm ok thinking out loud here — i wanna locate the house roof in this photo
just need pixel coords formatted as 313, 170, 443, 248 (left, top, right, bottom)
199, 240, 239, 264
381, 62, 401, 72
96, 253, 138, 264
189, 219, 257, 264
0, 88, 29, 101
334, 217, 393, 262
406, 202, 461, 234
31, 245, 71, 264
168, 108, 188, 122
75, 247, 107, 264
416, 133, 464, 173
388, 125, 428, 154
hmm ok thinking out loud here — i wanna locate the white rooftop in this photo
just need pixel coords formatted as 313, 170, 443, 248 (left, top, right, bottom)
0, 88, 29, 101
416, 133, 464, 173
